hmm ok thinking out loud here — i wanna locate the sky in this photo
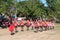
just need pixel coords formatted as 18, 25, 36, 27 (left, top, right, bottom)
40, 0, 48, 7
17, 0, 48, 7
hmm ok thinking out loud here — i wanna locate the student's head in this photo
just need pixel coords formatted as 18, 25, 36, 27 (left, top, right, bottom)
30, 18, 33, 21
27, 20, 29, 21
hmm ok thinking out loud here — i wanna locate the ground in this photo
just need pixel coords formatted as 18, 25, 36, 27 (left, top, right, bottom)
0, 23, 60, 40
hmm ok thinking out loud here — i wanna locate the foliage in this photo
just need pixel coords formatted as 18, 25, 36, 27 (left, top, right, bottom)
0, 0, 60, 20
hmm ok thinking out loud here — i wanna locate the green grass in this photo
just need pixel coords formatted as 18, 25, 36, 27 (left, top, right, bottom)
55, 23, 60, 30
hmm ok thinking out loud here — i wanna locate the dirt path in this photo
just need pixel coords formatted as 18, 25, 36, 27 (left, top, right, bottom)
0, 24, 60, 40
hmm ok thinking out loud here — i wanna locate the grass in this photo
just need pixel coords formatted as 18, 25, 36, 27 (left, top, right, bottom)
54, 23, 60, 30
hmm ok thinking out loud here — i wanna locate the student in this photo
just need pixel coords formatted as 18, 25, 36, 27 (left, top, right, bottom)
30, 19, 34, 30
44, 21, 48, 30
51, 21, 54, 29
20, 19, 25, 31
46, 20, 51, 30
50, 21, 54, 29
39, 21, 43, 32
26, 20, 31, 31
13, 19, 18, 33
42, 21, 47, 30
34, 20, 39, 32
41, 21, 44, 30
9, 22, 15, 35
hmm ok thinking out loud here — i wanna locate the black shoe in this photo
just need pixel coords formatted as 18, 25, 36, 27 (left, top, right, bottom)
34, 31, 38, 33
39, 30, 43, 32
11, 33, 15, 35
15, 31, 18, 33
21, 30, 24, 31
31, 28, 33, 30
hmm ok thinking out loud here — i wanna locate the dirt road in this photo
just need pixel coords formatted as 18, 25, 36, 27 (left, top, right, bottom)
0, 24, 60, 40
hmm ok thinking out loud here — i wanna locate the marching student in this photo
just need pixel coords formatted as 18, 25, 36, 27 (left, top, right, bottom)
50, 20, 54, 29
13, 19, 18, 33
44, 21, 48, 30
46, 20, 51, 30
42, 21, 48, 31
26, 20, 31, 31
30, 19, 34, 30
51, 21, 54, 29
34, 19, 39, 32
9, 22, 15, 35
20, 19, 25, 31
39, 21, 43, 32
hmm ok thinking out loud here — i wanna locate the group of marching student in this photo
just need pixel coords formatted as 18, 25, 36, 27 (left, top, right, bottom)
9, 18, 55, 35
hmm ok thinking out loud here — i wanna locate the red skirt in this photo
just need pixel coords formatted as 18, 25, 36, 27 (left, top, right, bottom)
9, 25, 15, 32
20, 25, 24, 27
26, 24, 30, 27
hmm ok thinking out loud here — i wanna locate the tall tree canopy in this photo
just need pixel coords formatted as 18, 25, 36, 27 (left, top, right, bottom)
46, 0, 60, 21
0, 0, 60, 20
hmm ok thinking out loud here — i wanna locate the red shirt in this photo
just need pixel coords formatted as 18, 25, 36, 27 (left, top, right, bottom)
13, 20, 18, 26
41, 21, 47, 26
20, 20, 25, 26
26, 20, 31, 27
39, 22, 43, 26
35, 21, 39, 27
9, 24, 15, 32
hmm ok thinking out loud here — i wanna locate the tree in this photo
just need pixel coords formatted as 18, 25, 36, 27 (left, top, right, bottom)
16, 0, 47, 19
46, 0, 60, 21
0, 0, 15, 15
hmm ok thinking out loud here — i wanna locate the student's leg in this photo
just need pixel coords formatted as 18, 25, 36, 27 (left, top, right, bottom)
10, 29, 15, 35
53, 26, 54, 29
50, 26, 52, 29
31, 26, 34, 30
36, 27, 39, 32
37, 27, 39, 32
15, 26, 18, 33
49, 26, 51, 30
44, 26, 47, 31
34, 27, 37, 32
27, 26, 29, 31
21, 26, 24, 31
39, 26, 43, 32
47, 26, 50, 30
51, 26, 54, 29
11, 31, 15, 35
34, 27, 38, 32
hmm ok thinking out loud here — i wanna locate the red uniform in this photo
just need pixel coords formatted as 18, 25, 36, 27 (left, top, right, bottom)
31, 21, 35, 27
35, 21, 39, 28
44, 22, 47, 27
34, 20, 39, 32
13, 20, 18, 27
20, 20, 25, 27
42, 21, 47, 28
26, 20, 31, 27
9, 24, 15, 32
39, 22, 43, 27
20, 20, 25, 31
